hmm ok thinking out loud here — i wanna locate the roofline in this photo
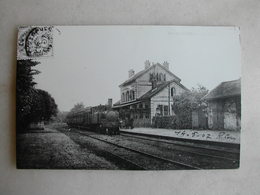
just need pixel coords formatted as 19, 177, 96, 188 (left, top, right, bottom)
157, 63, 181, 82
138, 79, 190, 100
112, 100, 143, 108
174, 80, 190, 92
203, 94, 241, 101
202, 78, 241, 100
119, 63, 181, 87
156, 80, 189, 96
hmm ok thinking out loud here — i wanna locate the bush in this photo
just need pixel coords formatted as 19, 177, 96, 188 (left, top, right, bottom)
152, 115, 180, 129
152, 85, 209, 130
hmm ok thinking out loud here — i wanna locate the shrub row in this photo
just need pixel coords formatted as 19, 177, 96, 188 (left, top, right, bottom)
152, 115, 192, 129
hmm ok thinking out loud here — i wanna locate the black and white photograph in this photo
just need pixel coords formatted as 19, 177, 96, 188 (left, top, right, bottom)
16, 25, 241, 170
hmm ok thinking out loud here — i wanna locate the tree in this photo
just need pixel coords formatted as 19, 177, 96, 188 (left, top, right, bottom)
16, 60, 41, 130
29, 89, 58, 123
172, 85, 208, 129
190, 85, 209, 110
54, 111, 69, 123
69, 102, 85, 113
16, 60, 58, 131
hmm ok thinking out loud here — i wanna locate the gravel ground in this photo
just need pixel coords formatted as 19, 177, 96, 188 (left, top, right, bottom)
100, 134, 239, 169
16, 127, 119, 169
17, 123, 238, 169
58, 129, 181, 170
75, 130, 239, 169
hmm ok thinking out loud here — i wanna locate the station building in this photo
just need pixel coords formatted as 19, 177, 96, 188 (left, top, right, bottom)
113, 61, 188, 127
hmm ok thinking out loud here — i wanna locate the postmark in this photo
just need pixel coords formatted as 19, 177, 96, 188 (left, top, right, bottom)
17, 26, 53, 60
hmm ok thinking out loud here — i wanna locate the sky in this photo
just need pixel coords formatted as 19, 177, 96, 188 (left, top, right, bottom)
33, 26, 241, 111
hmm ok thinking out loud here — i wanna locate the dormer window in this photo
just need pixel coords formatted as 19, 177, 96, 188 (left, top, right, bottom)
159, 73, 162, 81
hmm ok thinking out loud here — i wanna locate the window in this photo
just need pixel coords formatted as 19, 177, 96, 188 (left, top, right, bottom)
149, 73, 153, 82
132, 91, 135, 100
126, 91, 129, 102
159, 73, 163, 81
156, 105, 163, 115
164, 74, 166, 81
129, 91, 132, 101
145, 113, 150, 119
129, 90, 135, 101
164, 105, 169, 116
122, 93, 125, 102
171, 87, 176, 97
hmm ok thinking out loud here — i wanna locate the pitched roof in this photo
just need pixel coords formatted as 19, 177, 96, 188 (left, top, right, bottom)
113, 80, 189, 108
203, 79, 241, 100
119, 63, 181, 87
140, 80, 190, 100
139, 82, 172, 100
113, 100, 121, 106
113, 100, 143, 108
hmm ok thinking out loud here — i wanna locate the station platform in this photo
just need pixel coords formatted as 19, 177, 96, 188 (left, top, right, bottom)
120, 128, 240, 145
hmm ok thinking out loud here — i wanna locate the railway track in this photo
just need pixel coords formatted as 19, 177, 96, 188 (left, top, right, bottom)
120, 133, 239, 162
77, 130, 201, 170
97, 148, 146, 170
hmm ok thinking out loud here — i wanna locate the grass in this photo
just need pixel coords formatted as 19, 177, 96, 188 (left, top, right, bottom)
16, 124, 118, 169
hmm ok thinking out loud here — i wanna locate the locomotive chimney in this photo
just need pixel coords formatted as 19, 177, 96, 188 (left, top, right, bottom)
128, 69, 135, 78
108, 98, 113, 107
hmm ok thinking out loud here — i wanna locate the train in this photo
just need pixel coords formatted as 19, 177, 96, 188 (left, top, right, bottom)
66, 101, 120, 135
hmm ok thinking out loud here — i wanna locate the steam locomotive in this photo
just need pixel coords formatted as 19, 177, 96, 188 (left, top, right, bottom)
66, 101, 120, 135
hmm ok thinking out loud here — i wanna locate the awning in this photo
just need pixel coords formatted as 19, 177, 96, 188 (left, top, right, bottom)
113, 100, 143, 108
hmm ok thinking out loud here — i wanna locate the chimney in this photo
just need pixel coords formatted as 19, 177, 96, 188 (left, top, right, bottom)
108, 98, 112, 107
144, 60, 151, 70
128, 69, 135, 78
163, 61, 169, 70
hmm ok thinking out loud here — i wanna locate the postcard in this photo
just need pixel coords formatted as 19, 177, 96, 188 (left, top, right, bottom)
16, 26, 241, 169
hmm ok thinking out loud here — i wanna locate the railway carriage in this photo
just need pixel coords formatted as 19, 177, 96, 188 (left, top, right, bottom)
66, 104, 120, 135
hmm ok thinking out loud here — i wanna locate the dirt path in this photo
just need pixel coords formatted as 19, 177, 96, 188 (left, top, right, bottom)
17, 128, 119, 169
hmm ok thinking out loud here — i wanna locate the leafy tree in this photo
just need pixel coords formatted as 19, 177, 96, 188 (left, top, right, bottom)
16, 60, 40, 130
29, 89, 58, 123
54, 111, 69, 123
172, 85, 208, 129
190, 85, 209, 110
16, 60, 58, 131
69, 102, 85, 113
